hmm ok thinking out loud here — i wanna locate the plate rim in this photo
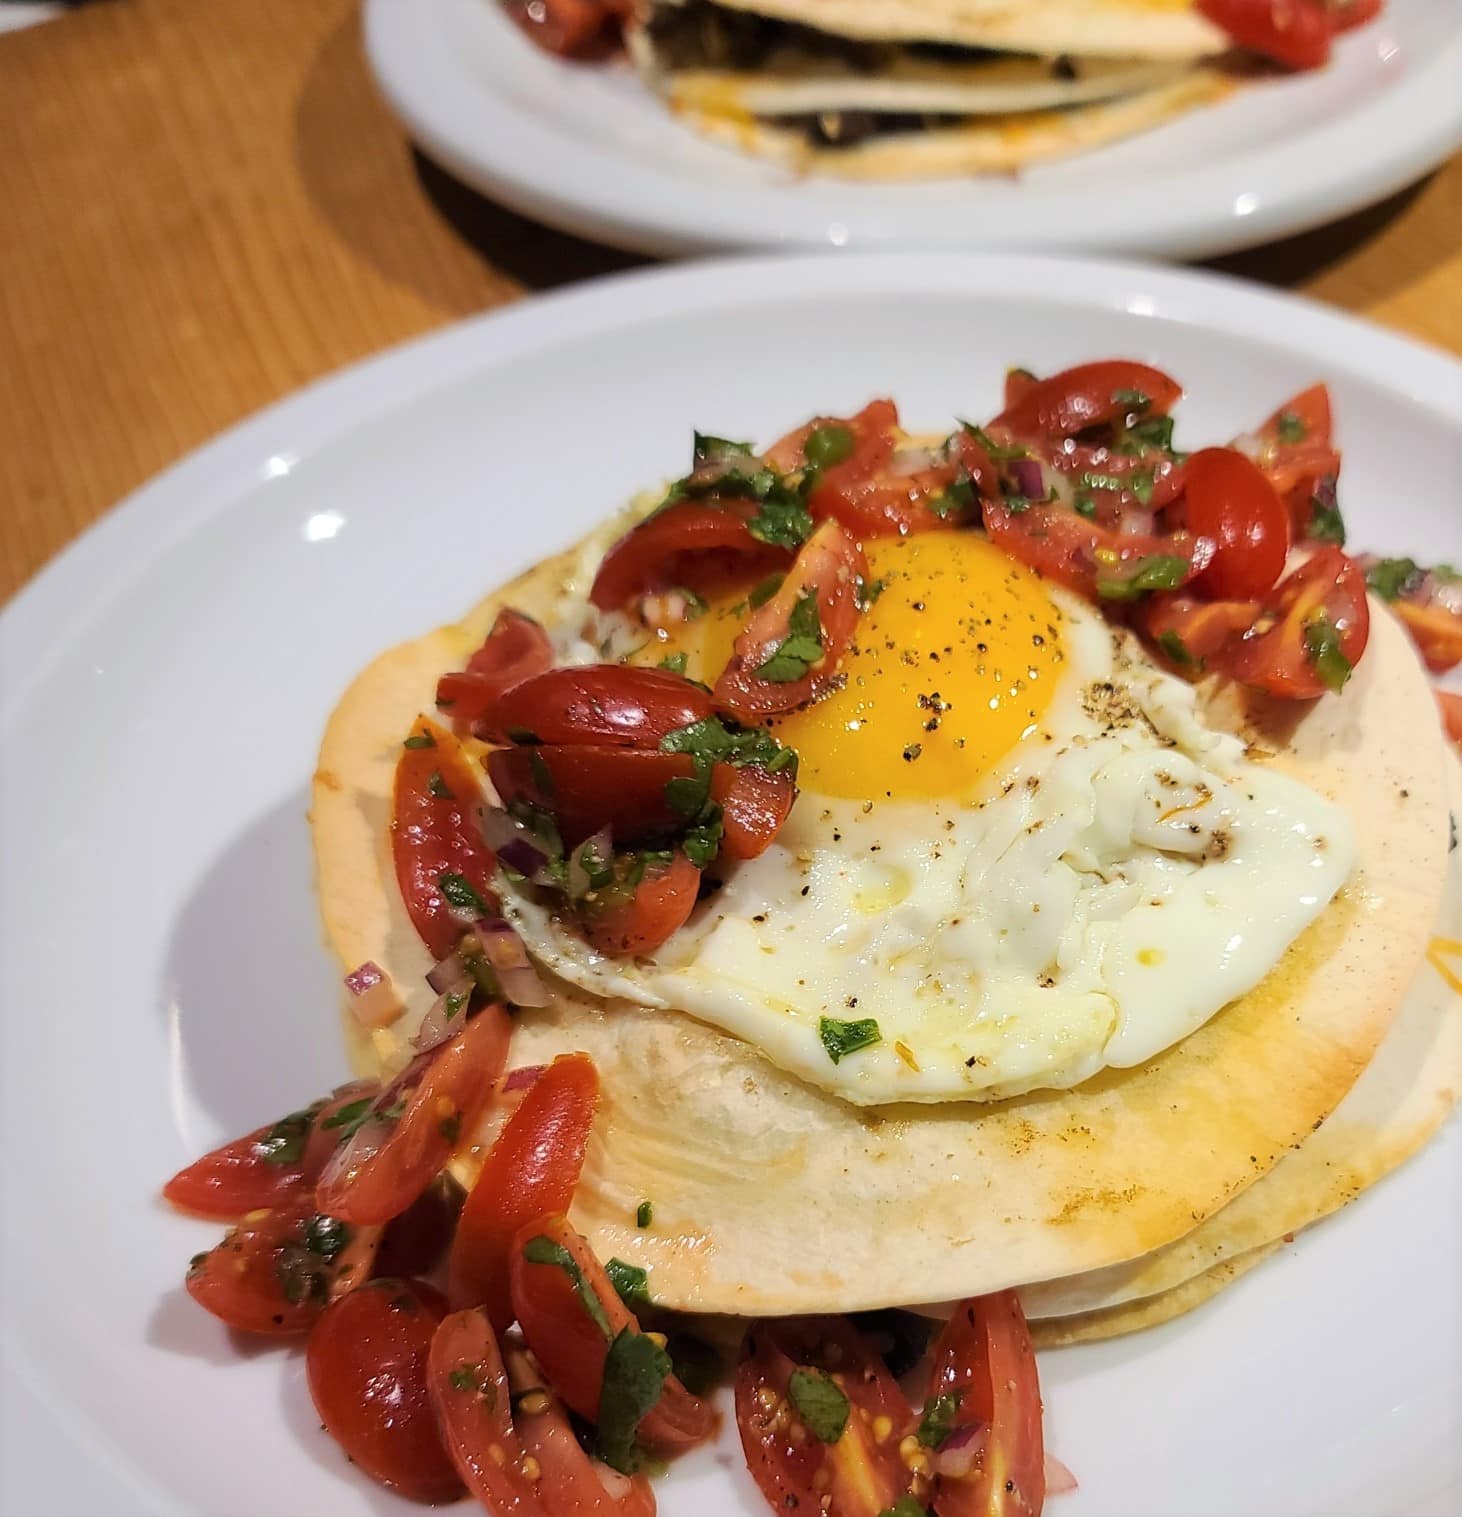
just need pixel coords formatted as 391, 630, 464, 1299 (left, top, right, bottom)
362, 0, 1462, 260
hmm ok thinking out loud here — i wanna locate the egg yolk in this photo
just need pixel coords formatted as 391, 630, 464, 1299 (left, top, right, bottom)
644, 532, 1066, 801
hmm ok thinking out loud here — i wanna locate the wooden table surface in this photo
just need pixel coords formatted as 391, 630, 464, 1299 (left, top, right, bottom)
2, 0, 1459, 605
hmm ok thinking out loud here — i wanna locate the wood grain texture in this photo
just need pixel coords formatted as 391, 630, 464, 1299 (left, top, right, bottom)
1, 0, 1458, 603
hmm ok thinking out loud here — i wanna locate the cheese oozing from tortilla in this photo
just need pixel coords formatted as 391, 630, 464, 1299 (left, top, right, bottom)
506, 531, 1354, 1104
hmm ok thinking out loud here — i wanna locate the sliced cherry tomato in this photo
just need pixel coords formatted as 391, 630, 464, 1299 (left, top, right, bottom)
307, 1278, 462, 1501
437, 609, 556, 727
983, 500, 1202, 603
1197, 0, 1333, 68
185, 1189, 382, 1336
393, 716, 498, 960
1327, 0, 1382, 32
488, 745, 695, 847
579, 851, 702, 957
481, 666, 715, 749
991, 361, 1181, 443
1139, 594, 1263, 669
714, 521, 868, 719
503, 0, 620, 58
1178, 447, 1290, 600
450, 1053, 601, 1330
1248, 385, 1342, 534
925, 1292, 1045, 1517
1003, 367, 1040, 412
163, 1099, 326, 1219
507, 1342, 658, 1517
1437, 690, 1462, 747
431, 1308, 542, 1514
375, 1179, 463, 1279
735, 1317, 914, 1517
710, 763, 797, 861
1394, 600, 1462, 674
316, 1004, 512, 1226
590, 501, 787, 613
509, 1213, 715, 1452
1221, 545, 1371, 698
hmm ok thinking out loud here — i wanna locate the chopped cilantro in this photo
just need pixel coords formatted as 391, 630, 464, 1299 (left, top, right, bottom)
787, 1368, 849, 1444
1306, 479, 1345, 545
1112, 387, 1151, 413
1122, 413, 1176, 453
880, 1498, 930, 1517
1002, 495, 1033, 514
693, 431, 753, 465
1096, 554, 1190, 601
657, 652, 688, 675
665, 769, 712, 820
959, 422, 1028, 462
660, 715, 797, 776
754, 589, 824, 683
855, 576, 886, 611
522, 1235, 612, 1338
818, 1015, 882, 1065
804, 424, 855, 469
748, 574, 784, 609
1304, 616, 1353, 693
1157, 629, 1199, 668
917, 1392, 962, 1448
1365, 556, 1418, 601
443, 989, 468, 1020
439, 872, 491, 917
928, 475, 976, 519
575, 836, 614, 890
528, 750, 555, 795
1073, 493, 1097, 519
596, 1329, 671, 1474
403, 731, 435, 750
449, 1366, 480, 1392
321, 1095, 374, 1140
606, 1258, 652, 1310
427, 771, 452, 799
275, 1244, 327, 1306
681, 805, 725, 869
1275, 411, 1308, 444
747, 490, 814, 551
636, 1200, 654, 1229
255, 1106, 316, 1167
302, 1214, 351, 1260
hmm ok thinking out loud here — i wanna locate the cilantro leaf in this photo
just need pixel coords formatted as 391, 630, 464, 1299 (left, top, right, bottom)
880, 1498, 930, 1517
1096, 554, 1191, 602
1157, 629, 1199, 668
657, 652, 688, 675
1364, 556, 1419, 602
681, 805, 725, 869
748, 574, 784, 609
754, 589, 823, 683
1304, 616, 1353, 693
787, 1368, 849, 1444
818, 1016, 882, 1064
301, 1214, 351, 1260
693, 432, 753, 465
596, 1330, 671, 1474
439, 872, 491, 917
255, 1106, 316, 1167
917, 1391, 962, 1448
321, 1095, 375, 1140
958, 422, 1028, 462
522, 1235, 612, 1338
746, 487, 814, 551
1275, 411, 1308, 444
403, 731, 436, 750
606, 1258, 653, 1310
636, 1200, 653, 1229
660, 715, 797, 777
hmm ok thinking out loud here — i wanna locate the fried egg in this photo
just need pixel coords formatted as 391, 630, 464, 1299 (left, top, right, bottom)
509, 529, 1354, 1104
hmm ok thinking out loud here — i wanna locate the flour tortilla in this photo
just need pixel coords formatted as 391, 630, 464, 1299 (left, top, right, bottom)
638, 0, 1228, 61
312, 528, 1448, 1315
1022, 747, 1462, 1320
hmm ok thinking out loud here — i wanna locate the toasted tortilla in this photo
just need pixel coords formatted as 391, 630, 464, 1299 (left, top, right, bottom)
639, 0, 1228, 62
657, 70, 1232, 179
1022, 746, 1462, 1321
311, 523, 1447, 1315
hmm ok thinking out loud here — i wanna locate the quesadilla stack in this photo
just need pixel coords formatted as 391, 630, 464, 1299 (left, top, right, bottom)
626, 0, 1235, 177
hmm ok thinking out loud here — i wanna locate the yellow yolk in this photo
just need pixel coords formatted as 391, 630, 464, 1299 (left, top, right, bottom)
643, 532, 1066, 801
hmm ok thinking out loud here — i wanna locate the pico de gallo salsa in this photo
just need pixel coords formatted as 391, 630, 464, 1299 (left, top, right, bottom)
164, 359, 1455, 1516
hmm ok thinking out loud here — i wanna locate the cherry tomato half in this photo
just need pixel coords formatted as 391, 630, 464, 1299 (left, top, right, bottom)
579, 851, 702, 957
450, 1053, 601, 1331
1394, 599, 1462, 674
926, 1292, 1045, 1517
1437, 690, 1462, 748
991, 361, 1181, 443
1179, 447, 1290, 601
714, 521, 868, 720
1139, 595, 1263, 669
1221, 545, 1371, 698
307, 1278, 462, 1501
437, 608, 556, 728
393, 716, 498, 960
735, 1317, 914, 1517
185, 1189, 382, 1336
503, 0, 621, 58
509, 1213, 715, 1452
1197, 0, 1333, 69
481, 666, 715, 749
316, 1004, 512, 1226
710, 763, 797, 862
163, 1100, 326, 1219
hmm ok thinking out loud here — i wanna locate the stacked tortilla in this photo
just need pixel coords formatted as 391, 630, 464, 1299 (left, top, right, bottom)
312, 521, 1459, 1341
624, 0, 1236, 177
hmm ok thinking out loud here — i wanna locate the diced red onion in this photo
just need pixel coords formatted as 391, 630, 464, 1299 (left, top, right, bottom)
1231, 429, 1263, 463
413, 977, 474, 1053
567, 827, 612, 900
343, 961, 402, 1028
427, 950, 467, 995
1117, 508, 1156, 536
319, 1051, 431, 1190
477, 918, 550, 1008
888, 445, 942, 477
1044, 1453, 1079, 1496
483, 807, 556, 884
503, 1063, 547, 1093
933, 1421, 988, 1479
1010, 458, 1045, 499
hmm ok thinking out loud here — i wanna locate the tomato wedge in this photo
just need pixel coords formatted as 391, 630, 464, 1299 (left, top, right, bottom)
1197, 0, 1333, 68
450, 1053, 601, 1330
394, 716, 498, 960
1178, 447, 1290, 601
1247, 383, 1343, 538
1393, 600, 1462, 674
509, 1213, 715, 1452
438, 609, 556, 728
926, 1292, 1045, 1517
488, 745, 696, 848
735, 1317, 914, 1517
991, 361, 1181, 443
482, 666, 715, 749
710, 763, 797, 861
506, 1342, 658, 1517
316, 1004, 512, 1226
1139, 594, 1262, 669
307, 1278, 462, 1501
590, 500, 788, 613
185, 1188, 382, 1336
163, 1101, 326, 1219
579, 851, 702, 957
714, 520, 867, 719
1221, 545, 1370, 698
1438, 691, 1462, 747
429, 1307, 546, 1516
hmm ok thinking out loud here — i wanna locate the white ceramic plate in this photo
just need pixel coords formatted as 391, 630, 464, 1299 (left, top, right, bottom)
2, 253, 1460, 1517
363, 0, 1462, 259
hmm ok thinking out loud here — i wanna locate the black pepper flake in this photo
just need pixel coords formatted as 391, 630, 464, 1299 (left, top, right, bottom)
902, 743, 923, 762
